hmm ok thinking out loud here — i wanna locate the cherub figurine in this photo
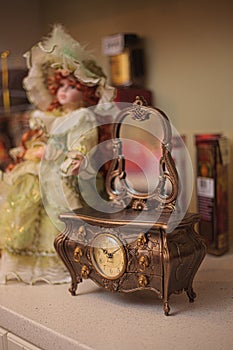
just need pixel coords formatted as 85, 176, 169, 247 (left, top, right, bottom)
0, 25, 115, 284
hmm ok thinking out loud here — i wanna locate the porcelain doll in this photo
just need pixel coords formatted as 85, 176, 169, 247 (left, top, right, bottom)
0, 25, 115, 284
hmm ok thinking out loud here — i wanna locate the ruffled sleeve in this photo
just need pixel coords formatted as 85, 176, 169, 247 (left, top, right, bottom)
57, 108, 98, 177
66, 109, 98, 155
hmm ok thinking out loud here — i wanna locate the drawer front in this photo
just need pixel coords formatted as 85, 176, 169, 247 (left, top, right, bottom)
65, 222, 163, 294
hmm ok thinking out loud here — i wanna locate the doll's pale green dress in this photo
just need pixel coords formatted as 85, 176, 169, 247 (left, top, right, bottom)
0, 107, 100, 284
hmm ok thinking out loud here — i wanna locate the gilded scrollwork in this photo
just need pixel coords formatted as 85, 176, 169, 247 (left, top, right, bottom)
138, 274, 148, 288
138, 255, 150, 270
137, 233, 147, 248
81, 265, 90, 279
77, 226, 87, 243
131, 199, 150, 211
131, 98, 149, 121
73, 246, 83, 263
102, 278, 119, 291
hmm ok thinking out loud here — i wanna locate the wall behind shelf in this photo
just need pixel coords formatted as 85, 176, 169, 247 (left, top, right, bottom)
0, 0, 232, 240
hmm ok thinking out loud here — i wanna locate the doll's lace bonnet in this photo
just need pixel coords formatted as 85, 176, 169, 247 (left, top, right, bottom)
23, 24, 115, 111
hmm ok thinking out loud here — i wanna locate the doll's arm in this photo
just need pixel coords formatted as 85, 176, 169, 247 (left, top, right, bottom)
61, 120, 98, 177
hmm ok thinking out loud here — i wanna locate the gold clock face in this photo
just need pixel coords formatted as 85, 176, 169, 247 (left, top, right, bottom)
90, 233, 126, 280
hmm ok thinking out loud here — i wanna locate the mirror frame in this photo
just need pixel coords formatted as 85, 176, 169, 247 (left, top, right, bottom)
106, 97, 179, 211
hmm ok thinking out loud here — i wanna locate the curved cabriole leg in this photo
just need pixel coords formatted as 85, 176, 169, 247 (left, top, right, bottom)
164, 301, 170, 316
69, 282, 77, 296
186, 286, 197, 303
54, 232, 79, 296
69, 276, 82, 296
185, 222, 206, 304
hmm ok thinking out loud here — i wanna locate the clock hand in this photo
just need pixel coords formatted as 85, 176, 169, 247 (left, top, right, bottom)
101, 247, 120, 258
101, 248, 109, 255
111, 248, 120, 255
107, 248, 120, 259
101, 248, 114, 260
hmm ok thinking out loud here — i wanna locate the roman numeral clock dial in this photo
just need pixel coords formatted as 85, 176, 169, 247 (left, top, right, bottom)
90, 233, 126, 280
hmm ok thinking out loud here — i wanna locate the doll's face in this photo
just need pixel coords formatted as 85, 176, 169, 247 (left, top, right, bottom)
57, 78, 83, 111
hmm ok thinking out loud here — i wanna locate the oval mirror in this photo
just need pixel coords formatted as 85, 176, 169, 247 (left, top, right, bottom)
106, 97, 179, 211
119, 115, 163, 195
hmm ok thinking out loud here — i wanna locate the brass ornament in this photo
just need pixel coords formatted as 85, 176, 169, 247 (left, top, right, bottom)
138, 274, 148, 288
73, 247, 83, 263
137, 233, 147, 248
139, 255, 149, 270
77, 226, 87, 242
81, 265, 90, 279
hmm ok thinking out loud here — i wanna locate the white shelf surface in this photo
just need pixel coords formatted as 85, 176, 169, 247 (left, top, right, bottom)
0, 246, 233, 350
